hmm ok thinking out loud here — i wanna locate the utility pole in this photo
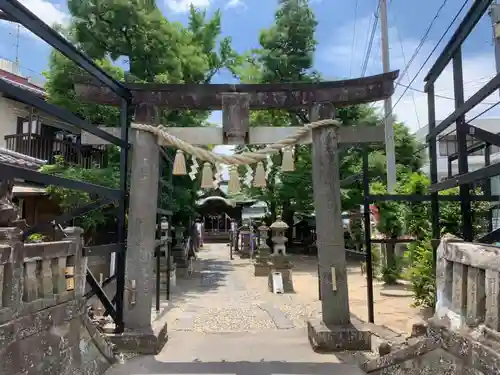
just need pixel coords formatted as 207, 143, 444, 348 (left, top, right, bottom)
490, 2, 500, 98
379, 0, 397, 192
489, 2, 500, 233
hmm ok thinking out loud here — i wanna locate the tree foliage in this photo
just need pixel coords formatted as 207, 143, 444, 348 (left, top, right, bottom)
43, 0, 240, 224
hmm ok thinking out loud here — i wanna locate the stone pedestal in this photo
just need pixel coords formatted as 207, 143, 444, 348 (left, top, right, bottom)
254, 258, 270, 276
254, 224, 271, 276
173, 254, 188, 277
268, 254, 294, 293
239, 229, 252, 258
307, 318, 371, 352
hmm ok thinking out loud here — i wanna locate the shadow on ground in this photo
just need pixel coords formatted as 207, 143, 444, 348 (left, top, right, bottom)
108, 359, 364, 375
154, 247, 253, 311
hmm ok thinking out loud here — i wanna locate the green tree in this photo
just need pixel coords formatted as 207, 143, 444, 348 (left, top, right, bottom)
232, 0, 320, 233
42, 1, 240, 225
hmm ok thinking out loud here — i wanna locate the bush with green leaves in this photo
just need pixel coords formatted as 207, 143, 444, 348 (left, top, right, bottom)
406, 239, 435, 308
27, 233, 48, 243
39, 155, 120, 238
397, 172, 492, 308
370, 181, 405, 283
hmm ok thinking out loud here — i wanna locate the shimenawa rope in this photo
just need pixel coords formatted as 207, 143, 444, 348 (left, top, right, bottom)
131, 118, 340, 165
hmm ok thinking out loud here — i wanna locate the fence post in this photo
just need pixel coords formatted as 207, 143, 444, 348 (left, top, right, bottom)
64, 227, 85, 297
0, 227, 23, 314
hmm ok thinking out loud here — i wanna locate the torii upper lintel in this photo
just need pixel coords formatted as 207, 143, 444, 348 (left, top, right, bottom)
74, 71, 399, 110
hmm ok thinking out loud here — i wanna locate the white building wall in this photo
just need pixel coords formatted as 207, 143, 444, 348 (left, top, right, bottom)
0, 94, 27, 149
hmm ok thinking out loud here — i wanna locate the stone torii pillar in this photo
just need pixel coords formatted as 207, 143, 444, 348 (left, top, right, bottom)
307, 103, 372, 352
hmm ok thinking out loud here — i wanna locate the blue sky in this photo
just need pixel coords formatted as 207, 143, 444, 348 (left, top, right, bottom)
0, 0, 499, 139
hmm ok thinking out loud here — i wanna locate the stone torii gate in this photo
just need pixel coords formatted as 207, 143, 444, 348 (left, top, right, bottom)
77, 71, 398, 351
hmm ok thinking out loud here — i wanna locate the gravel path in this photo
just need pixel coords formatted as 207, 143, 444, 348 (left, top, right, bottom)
161, 243, 422, 335
163, 243, 320, 333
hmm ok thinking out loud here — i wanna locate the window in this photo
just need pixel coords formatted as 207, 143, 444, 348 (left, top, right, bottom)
438, 134, 490, 156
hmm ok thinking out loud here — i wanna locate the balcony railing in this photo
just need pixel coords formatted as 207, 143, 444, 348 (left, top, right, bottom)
4, 133, 107, 169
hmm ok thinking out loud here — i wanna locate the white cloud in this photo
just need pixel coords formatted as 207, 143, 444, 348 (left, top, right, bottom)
1, 0, 68, 41
320, 15, 500, 133
225, 0, 246, 10
20, 0, 68, 27
165, 0, 211, 13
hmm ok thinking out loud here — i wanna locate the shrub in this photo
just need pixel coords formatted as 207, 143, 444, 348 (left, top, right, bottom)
407, 239, 435, 308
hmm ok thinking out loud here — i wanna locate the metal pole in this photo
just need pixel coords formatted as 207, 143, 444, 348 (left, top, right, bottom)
362, 148, 375, 324
166, 216, 171, 301
155, 220, 161, 312
379, 0, 397, 192
485, 144, 493, 233
490, 2, 500, 99
453, 49, 473, 241
427, 84, 440, 273
114, 97, 130, 333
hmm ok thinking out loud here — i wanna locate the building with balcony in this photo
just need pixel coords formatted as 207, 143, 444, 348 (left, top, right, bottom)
414, 118, 500, 230
414, 118, 500, 180
0, 59, 110, 238
0, 59, 106, 169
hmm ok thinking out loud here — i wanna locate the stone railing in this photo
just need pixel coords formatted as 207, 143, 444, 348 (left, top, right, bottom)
0, 226, 116, 375
0, 226, 86, 325
362, 235, 500, 375
435, 234, 500, 332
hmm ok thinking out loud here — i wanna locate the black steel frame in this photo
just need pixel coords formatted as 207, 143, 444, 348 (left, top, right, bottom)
343, 2, 500, 322
341, 145, 500, 324
0, 0, 131, 333
425, 0, 500, 245
155, 147, 174, 311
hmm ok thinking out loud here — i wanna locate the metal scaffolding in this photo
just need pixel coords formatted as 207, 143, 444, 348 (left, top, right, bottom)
0, 0, 131, 333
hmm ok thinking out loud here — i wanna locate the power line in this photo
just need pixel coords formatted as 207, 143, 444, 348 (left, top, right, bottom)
395, 0, 449, 88
349, 0, 359, 77
361, 2, 380, 77
388, 0, 469, 119
394, 23, 421, 128
395, 82, 498, 105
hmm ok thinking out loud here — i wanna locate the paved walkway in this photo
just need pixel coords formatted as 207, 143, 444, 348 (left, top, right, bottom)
106, 243, 421, 375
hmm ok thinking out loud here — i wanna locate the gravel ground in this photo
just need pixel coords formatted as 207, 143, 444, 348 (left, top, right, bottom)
160, 243, 422, 335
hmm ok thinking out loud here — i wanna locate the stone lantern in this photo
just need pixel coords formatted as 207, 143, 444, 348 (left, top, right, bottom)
270, 217, 288, 255
254, 225, 270, 277
239, 224, 252, 259
160, 217, 176, 287
172, 223, 188, 277
268, 217, 294, 293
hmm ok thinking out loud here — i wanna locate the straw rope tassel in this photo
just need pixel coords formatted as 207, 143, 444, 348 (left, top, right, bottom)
228, 166, 241, 194
281, 147, 294, 172
173, 150, 187, 175
253, 162, 267, 187
201, 162, 214, 189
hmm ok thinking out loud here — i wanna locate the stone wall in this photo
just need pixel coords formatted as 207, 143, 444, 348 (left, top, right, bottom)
362, 235, 500, 375
0, 227, 115, 375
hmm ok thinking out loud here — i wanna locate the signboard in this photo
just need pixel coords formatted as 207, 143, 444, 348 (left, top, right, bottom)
272, 272, 284, 294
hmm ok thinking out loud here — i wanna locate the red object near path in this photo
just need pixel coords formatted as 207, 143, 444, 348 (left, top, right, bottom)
370, 205, 380, 223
